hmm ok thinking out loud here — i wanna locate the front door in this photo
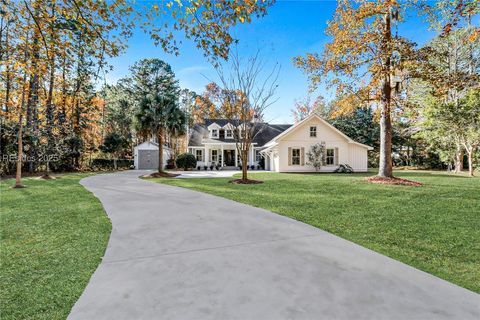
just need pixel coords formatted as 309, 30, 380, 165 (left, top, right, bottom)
223, 150, 235, 166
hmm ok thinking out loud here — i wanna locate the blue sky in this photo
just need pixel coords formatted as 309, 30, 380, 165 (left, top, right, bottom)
105, 1, 438, 123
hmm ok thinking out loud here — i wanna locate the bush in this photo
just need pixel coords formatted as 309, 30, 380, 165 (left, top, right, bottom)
91, 158, 133, 170
334, 164, 354, 173
176, 153, 196, 170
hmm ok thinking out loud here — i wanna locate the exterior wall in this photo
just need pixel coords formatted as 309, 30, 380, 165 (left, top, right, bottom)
274, 117, 368, 172
348, 144, 368, 172
134, 143, 170, 170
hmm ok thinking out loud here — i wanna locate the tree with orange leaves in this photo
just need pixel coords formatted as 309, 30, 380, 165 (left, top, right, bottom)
290, 95, 329, 123
294, 0, 419, 179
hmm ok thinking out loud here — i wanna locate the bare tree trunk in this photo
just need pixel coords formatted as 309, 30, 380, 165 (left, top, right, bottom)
14, 116, 25, 188
454, 145, 463, 173
26, 6, 41, 173
241, 149, 248, 181
158, 127, 164, 172
467, 151, 474, 176
378, 5, 393, 178
43, 3, 56, 178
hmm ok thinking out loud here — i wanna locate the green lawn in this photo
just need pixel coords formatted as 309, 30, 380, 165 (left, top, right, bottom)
0, 174, 111, 320
153, 170, 480, 293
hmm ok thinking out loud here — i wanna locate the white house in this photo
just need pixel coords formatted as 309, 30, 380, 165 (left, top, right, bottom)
187, 114, 372, 172
134, 141, 171, 170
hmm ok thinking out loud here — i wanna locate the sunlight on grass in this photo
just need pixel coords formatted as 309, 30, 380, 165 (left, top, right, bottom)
0, 174, 111, 320
153, 171, 480, 293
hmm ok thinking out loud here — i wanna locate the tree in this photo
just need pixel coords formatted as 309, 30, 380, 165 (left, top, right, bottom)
144, 1, 274, 61
2, 0, 273, 184
102, 80, 135, 150
178, 88, 197, 129
406, 24, 479, 172
167, 106, 188, 168
294, 1, 418, 179
131, 59, 180, 173
100, 133, 126, 170
418, 89, 480, 176
306, 142, 326, 171
291, 95, 329, 123
459, 89, 480, 176
216, 50, 279, 182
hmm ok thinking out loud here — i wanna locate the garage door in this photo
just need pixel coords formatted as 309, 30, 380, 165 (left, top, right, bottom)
138, 150, 159, 170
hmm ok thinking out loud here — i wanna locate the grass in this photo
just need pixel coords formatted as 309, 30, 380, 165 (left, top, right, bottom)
152, 170, 480, 293
0, 174, 111, 320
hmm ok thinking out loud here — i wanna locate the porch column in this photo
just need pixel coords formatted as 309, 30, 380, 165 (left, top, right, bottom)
205, 146, 209, 164
234, 148, 238, 167
221, 145, 224, 167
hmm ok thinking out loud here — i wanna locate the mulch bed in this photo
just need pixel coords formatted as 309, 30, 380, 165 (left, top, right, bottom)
229, 178, 264, 185
143, 172, 180, 178
365, 176, 423, 187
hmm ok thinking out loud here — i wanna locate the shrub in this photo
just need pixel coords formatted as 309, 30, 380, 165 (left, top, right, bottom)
175, 153, 196, 170
334, 164, 354, 173
91, 158, 133, 170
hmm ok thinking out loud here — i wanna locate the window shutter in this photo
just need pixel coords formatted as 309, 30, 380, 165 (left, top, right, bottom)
301, 147, 305, 166
288, 147, 292, 166
334, 147, 339, 165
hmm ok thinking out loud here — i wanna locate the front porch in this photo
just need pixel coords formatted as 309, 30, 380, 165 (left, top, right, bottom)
188, 143, 265, 170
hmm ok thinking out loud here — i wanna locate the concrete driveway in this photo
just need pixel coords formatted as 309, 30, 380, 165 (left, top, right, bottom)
69, 170, 479, 320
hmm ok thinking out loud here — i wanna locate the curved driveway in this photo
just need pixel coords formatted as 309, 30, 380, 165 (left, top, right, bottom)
69, 170, 479, 320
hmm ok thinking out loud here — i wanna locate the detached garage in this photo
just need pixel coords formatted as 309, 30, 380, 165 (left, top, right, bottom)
133, 141, 171, 170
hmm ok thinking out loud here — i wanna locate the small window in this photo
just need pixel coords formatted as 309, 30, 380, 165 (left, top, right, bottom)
195, 150, 203, 161
326, 148, 335, 165
310, 126, 317, 137
292, 148, 301, 165
226, 129, 233, 138
211, 150, 218, 162
211, 129, 219, 138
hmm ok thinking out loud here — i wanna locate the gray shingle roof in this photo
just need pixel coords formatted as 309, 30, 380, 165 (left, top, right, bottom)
188, 119, 291, 147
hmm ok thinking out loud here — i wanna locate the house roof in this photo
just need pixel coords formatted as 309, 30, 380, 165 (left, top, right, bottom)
264, 114, 374, 150
188, 119, 291, 147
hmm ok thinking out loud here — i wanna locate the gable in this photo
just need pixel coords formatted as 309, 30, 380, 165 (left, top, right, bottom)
134, 141, 158, 150
267, 114, 373, 150
279, 117, 349, 142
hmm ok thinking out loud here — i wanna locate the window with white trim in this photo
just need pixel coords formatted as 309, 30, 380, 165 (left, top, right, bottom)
326, 148, 335, 165
195, 149, 203, 161
211, 129, 219, 138
291, 148, 301, 165
225, 129, 233, 138
211, 150, 218, 162
310, 126, 317, 137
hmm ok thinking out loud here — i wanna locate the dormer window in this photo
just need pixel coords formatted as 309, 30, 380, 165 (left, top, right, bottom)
225, 129, 233, 139
211, 129, 219, 138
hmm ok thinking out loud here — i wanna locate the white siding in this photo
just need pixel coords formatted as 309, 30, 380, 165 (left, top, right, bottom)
275, 117, 369, 172
348, 144, 368, 172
